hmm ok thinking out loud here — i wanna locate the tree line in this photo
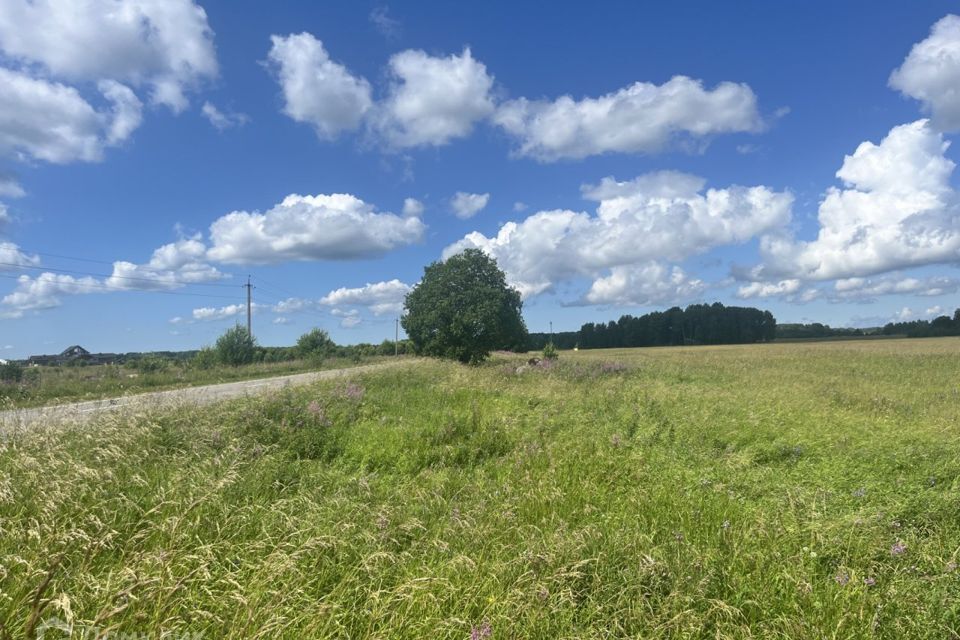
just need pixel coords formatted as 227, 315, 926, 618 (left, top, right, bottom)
529, 303, 776, 350
881, 309, 960, 338
774, 323, 876, 340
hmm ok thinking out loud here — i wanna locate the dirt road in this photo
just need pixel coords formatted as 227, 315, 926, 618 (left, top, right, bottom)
0, 360, 415, 430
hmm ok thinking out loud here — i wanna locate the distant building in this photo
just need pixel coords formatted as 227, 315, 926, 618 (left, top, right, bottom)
27, 345, 119, 366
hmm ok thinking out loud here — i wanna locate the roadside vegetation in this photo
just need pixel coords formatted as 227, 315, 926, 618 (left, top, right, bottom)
0, 326, 408, 410
2, 338, 958, 637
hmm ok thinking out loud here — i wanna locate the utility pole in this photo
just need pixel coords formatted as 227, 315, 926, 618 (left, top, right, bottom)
245, 275, 253, 339
395, 317, 399, 357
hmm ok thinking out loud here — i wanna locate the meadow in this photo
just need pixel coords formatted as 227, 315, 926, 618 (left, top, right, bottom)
1, 339, 958, 638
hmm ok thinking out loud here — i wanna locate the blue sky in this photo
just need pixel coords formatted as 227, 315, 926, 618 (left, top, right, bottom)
2, 1, 960, 358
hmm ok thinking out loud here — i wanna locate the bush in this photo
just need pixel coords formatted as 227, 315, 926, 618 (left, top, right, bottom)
133, 355, 170, 374
0, 361, 23, 383
296, 328, 335, 362
543, 342, 558, 360
21, 367, 41, 387
215, 325, 257, 366
193, 347, 218, 370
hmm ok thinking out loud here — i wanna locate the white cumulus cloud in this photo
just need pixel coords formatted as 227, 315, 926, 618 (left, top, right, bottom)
584, 262, 706, 306
0, 68, 143, 163
192, 303, 258, 322
267, 33, 372, 139
450, 192, 489, 219
736, 279, 803, 299
0, 241, 39, 270
2, 273, 99, 316
332, 307, 361, 328
0, 0, 218, 112
207, 193, 425, 264
1, 235, 224, 316
493, 75, 763, 161
265, 39, 767, 159
890, 15, 960, 131
444, 170, 791, 301
831, 275, 960, 301
402, 197, 424, 217
320, 279, 412, 315
374, 47, 495, 148
105, 235, 224, 290
753, 120, 960, 282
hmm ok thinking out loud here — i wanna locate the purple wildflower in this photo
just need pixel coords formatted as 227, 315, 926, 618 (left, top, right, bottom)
852, 487, 866, 498
599, 361, 627, 374
307, 401, 331, 426
834, 573, 850, 586
470, 621, 492, 640
340, 382, 365, 401
890, 541, 907, 556
863, 577, 876, 587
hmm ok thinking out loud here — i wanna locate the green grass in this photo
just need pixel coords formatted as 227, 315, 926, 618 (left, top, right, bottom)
1, 339, 959, 638
0, 356, 393, 410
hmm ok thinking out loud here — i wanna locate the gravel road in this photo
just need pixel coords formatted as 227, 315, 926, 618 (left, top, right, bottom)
0, 360, 414, 430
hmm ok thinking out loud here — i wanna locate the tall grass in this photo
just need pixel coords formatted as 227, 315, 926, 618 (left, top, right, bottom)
1, 339, 958, 638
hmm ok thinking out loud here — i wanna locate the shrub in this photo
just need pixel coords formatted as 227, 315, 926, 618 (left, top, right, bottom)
215, 325, 257, 366
296, 328, 335, 362
21, 367, 41, 387
0, 361, 23, 383
133, 355, 170, 374
543, 342, 558, 360
193, 347, 218, 370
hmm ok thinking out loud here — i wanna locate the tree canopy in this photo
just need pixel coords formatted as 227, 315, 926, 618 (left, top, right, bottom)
402, 249, 527, 364
214, 325, 257, 366
296, 328, 335, 360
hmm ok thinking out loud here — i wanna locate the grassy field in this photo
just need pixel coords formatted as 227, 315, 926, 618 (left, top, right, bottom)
0, 356, 392, 410
1, 339, 958, 638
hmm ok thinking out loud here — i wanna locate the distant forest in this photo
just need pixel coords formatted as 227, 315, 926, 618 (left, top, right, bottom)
881, 309, 960, 338
775, 324, 876, 340
528, 304, 960, 350
528, 303, 776, 350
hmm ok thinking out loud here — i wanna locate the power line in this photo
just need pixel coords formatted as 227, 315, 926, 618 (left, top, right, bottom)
252, 275, 303, 300
252, 287, 339, 326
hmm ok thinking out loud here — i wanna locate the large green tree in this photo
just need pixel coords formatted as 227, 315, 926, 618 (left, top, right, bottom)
402, 249, 527, 364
